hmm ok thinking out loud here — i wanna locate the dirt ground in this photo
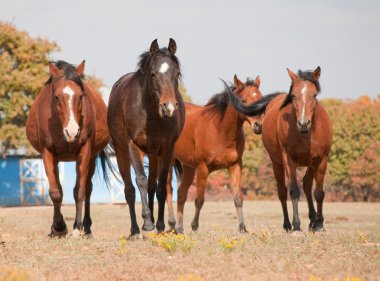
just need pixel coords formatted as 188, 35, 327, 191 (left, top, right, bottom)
0, 200, 379, 281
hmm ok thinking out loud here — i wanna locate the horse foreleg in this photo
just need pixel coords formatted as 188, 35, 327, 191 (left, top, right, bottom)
83, 156, 96, 235
176, 165, 196, 234
288, 161, 301, 231
155, 153, 173, 233
43, 150, 67, 236
73, 142, 91, 236
229, 161, 247, 233
313, 158, 328, 232
166, 163, 176, 231
272, 160, 291, 231
129, 143, 154, 232
303, 167, 316, 230
191, 163, 209, 232
147, 155, 158, 224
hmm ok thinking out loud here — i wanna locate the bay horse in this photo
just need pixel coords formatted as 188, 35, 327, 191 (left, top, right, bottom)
227, 67, 333, 232
108, 39, 185, 238
165, 75, 264, 233
26, 60, 110, 236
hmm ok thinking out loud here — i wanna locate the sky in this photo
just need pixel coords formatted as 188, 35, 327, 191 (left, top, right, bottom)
1, 0, 380, 104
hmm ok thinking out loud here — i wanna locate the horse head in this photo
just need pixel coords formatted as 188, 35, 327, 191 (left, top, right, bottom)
48, 60, 86, 142
233, 75, 263, 134
286, 66, 321, 134
143, 38, 181, 118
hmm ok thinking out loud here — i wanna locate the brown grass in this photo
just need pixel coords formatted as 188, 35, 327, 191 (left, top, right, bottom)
0, 201, 379, 281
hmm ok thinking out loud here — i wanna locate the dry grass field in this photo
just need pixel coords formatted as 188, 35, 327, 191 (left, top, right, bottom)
0, 201, 379, 281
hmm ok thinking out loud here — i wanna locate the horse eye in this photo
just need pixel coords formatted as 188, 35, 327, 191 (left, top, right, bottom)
151, 72, 157, 78
176, 72, 181, 79
55, 95, 59, 101
313, 94, 317, 100
291, 95, 296, 100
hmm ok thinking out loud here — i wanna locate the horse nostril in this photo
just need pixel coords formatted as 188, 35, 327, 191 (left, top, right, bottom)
306, 120, 311, 126
175, 102, 178, 109
65, 129, 69, 137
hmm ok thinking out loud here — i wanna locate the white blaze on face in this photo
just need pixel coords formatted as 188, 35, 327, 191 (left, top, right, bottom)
62, 86, 79, 141
300, 83, 308, 122
159, 62, 169, 74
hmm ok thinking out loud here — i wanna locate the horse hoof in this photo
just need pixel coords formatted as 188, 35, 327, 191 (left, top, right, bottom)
239, 223, 248, 234
175, 227, 184, 234
71, 229, 83, 238
142, 222, 155, 232
155, 222, 165, 233
49, 225, 68, 238
127, 233, 143, 241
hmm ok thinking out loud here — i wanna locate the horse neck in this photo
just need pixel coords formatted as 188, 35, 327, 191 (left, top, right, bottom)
217, 104, 245, 139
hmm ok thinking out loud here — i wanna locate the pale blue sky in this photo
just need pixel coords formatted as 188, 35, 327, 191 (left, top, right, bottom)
1, 0, 380, 104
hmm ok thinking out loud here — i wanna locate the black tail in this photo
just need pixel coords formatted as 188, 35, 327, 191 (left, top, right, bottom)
173, 159, 183, 185
97, 143, 122, 189
221, 79, 283, 117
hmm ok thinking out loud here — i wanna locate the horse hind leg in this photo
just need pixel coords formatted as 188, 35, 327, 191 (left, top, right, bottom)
302, 167, 316, 230
191, 164, 208, 232
272, 161, 291, 231
83, 156, 96, 236
43, 150, 67, 237
73, 143, 92, 237
166, 165, 176, 231
176, 166, 196, 234
229, 161, 247, 233
312, 158, 328, 232
129, 144, 155, 232
147, 155, 158, 224
114, 143, 141, 239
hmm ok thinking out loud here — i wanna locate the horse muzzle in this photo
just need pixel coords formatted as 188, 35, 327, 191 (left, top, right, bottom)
159, 102, 178, 118
63, 128, 80, 142
253, 121, 262, 135
297, 120, 311, 134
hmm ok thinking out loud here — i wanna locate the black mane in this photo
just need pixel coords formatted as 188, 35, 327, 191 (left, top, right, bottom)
203, 78, 257, 120
45, 60, 84, 91
280, 70, 321, 109
137, 47, 181, 76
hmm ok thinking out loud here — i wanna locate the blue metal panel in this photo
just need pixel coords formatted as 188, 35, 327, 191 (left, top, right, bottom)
0, 157, 21, 206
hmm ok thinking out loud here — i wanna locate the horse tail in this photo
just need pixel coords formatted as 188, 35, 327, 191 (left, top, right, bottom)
173, 159, 183, 185
97, 142, 122, 189
221, 79, 283, 116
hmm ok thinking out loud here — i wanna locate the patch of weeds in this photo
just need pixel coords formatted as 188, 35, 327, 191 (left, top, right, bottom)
310, 276, 364, 281
220, 236, 246, 252
115, 236, 129, 256
356, 232, 369, 244
251, 228, 271, 243
146, 232, 194, 255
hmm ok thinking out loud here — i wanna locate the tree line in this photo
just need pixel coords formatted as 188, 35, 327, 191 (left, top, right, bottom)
1, 22, 378, 201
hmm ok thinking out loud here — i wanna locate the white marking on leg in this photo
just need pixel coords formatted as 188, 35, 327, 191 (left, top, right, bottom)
159, 62, 169, 73
63, 86, 79, 140
300, 83, 307, 123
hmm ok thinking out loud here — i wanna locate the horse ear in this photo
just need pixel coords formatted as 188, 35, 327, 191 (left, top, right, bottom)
233, 74, 244, 89
150, 39, 159, 54
76, 60, 85, 77
313, 66, 321, 80
48, 62, 60, 77
254, 75, 261, 88
168, 38, 177, 54
287, 68, 299, 82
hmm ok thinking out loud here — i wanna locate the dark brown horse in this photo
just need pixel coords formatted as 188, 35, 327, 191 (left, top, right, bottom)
26, 60, 110, 236
108, 39, 185, 238
227, 67, 333, 232
165, 75, 264, 233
